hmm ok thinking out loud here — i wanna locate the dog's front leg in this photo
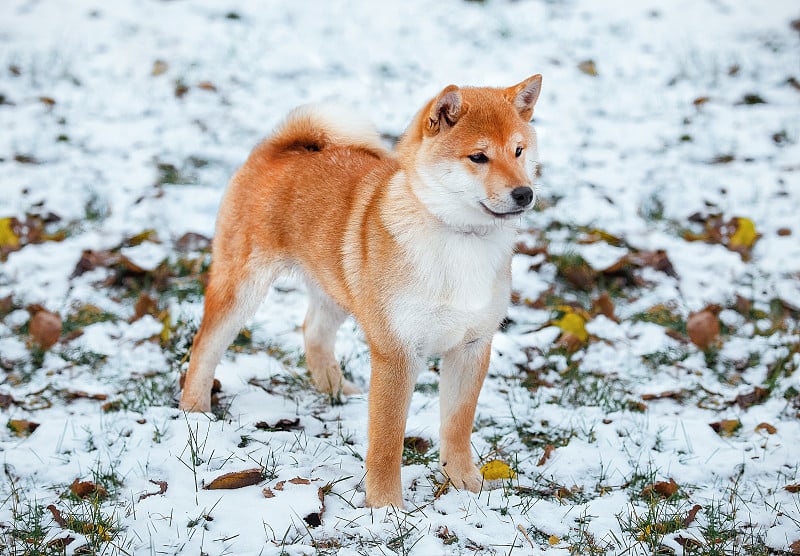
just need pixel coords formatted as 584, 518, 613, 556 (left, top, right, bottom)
365, 347, 418, 508
438, 339, 491, 493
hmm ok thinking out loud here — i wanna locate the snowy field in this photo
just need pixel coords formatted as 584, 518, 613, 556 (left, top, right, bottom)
1, 0, 799, 554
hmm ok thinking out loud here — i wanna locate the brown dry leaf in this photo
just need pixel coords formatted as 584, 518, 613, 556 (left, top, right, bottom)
275, 477, 312, 490
710, 419, 741, 437
693, 96, 710, 106
735, 387, 769, 409
132, 291, 159, 322
46, 504, 67, 526
641, 478, 679, 499
138, 479, 168, 501
176, 232, 211, 252
151, 60, 168, 76
785, 484, 800, 493
591, 291, 617, 321
47, 536, 75, 550
29, 309, 62, 349
641, 390, 687, 402
255, 418, 302, 432
204, 468, 264, 490
197, 81, 217, 92
777, 227, 792, 237
755, 422, 777, 434
7, 419, 39, 436
537, 444, 555, 467
262, 487, 275, 498
682, 504, 702, 527
70, 479, 108, 499
63, 391, 108, 402
578, 59, 598, 76
404, 436, 432, 454
687, 308, 720, 350
791, 540, 800, 555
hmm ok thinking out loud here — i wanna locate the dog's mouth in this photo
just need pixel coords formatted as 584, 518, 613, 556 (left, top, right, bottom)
479, 202, 525, 219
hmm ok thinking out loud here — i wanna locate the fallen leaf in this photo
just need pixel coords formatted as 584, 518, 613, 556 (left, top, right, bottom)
548, 535, 560, 545
735, 387, 769, 409
777, 227, 792, 237
537, 444, 555, 467
480, 459, 516, 480
726, 217, 760, 259
275, 477, 312, 490
642, 478, 679, 499
791, 540, 800, 555
29, 309, 62, 349
204, 468, 263, 490
553, 310, 589, 343
710, 419, 741, 437
138, 479, 168, 501
132, 291, 159, 322
197, 81, 217, 92
591, 292, 617, 321
262, 487, 275, 498
255, 418, 302, 432
70, 479, 108, 499
755, 422, 777, 434
7, 419, 39, 436
578, 59, 598, 76
151, 59, 168, 76
785, 484, 800, 493
47, 536, 75, 549
46, 504, 67, 526
693, 96, 710, 106
403, 436, 432, 454
0, 217, 20, 249
675, 535, 703, 549
641, 390, 687, 402
682, 504, 702, 527
687, 307, 720, 350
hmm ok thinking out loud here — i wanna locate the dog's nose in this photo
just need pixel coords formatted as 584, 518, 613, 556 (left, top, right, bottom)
510, 186, 534, 207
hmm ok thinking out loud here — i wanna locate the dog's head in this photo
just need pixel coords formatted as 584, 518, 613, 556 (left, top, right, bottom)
399, 75, 542, 230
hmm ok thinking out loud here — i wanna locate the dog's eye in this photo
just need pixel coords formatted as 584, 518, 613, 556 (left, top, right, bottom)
515, 146, 524, 158
468, 153, 489, 163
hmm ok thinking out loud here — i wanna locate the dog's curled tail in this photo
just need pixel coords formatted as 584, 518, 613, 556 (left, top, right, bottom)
266, 103, 387, 157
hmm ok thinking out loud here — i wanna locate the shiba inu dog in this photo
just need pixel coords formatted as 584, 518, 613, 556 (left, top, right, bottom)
179, 74, 543, 508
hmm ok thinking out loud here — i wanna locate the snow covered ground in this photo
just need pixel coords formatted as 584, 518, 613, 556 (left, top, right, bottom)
1, 0, 799, 554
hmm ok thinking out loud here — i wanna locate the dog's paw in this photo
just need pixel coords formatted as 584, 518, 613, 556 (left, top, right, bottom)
365, 488, 404, 509
442, 460, 483, 493
178, 394, 211, 413
342, 379, 361, 395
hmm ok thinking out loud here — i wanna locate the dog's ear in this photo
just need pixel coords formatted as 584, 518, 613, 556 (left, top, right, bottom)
427, 85, 463, 135
505, 74, 542, 122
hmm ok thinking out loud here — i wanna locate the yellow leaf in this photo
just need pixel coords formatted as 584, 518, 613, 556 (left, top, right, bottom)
480, 459, 516, 481
554, 311, 588, 343
728, 217, 758, 249
159, 310, 171, 345
548, 535, 560, 545
0, 218, 20, 248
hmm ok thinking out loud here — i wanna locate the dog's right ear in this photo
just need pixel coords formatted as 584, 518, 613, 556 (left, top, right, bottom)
426, 85, 462, 135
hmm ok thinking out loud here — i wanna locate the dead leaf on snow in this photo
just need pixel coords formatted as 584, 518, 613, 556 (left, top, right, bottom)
7, 419, 39, 436
70, 479, 108, 499
578, 59, 598, 76
138, 479, 168, 501
404, 436, 432, 454
591, 291, 617, 322
255, 418, 302, 432
642, 478, 679, 499
132, 291, 159, 322
537, 444, 555, 467
687, 307, 720, 350
29, 309, 62, 349
681, 504, 702, 527
151, 59, 168, 76
755, 422, 777, 434
791, 540, 800, 555
204, 468, 264, 490
785, 483, 800, 493
46, 504, 67, 526
710, 419, 741, 437
735, 387, 769, 409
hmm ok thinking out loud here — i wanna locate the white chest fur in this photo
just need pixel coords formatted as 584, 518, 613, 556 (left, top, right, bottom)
388, 226, 514, 356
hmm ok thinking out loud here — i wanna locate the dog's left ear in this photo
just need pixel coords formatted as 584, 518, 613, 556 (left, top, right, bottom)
427, 85, 463, 135
505, 74, 542, 122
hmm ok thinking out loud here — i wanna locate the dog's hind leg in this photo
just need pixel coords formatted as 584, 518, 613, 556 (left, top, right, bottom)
303, 282, 360, 397
179, 258, 278, 412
